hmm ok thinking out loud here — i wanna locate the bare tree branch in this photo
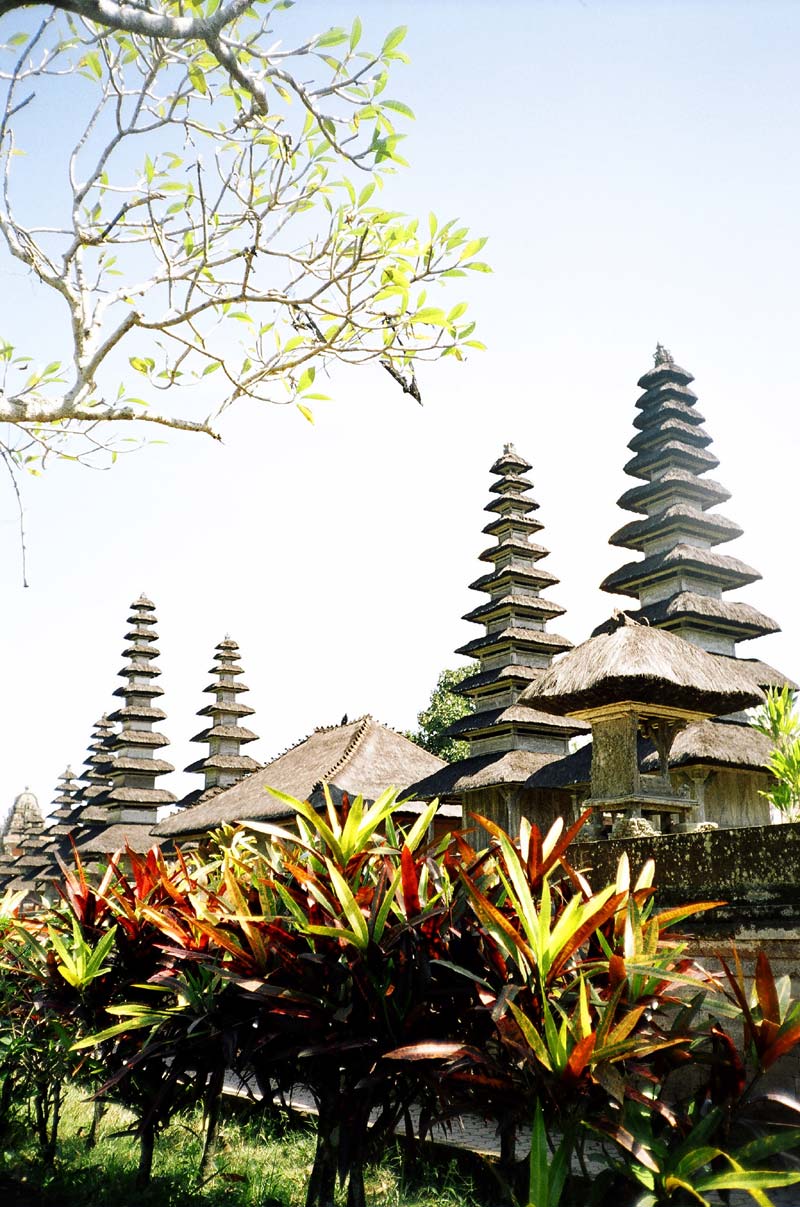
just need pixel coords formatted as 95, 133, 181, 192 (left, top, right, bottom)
0, 2, 487, 485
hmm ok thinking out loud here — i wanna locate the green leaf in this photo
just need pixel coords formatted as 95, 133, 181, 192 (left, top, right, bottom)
349, 16, 362, 49
403, 800, 438, 852
71, 1015, 157, 1049
316, 28, 347, 48
297, 404, 314, 424
188, 62, 207, 94
694, 1170, 800, 1193
382, 99, 415, 120
382, 25, 407, 55
325, 860, 369, 949
529, 1100, 549, 1206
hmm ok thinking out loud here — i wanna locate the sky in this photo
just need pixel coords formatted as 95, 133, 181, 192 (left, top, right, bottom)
2, 0, 800, 817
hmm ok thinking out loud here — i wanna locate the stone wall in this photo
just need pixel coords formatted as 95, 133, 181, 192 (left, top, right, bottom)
571, 821, 800, 916
571, 821, 800, 1006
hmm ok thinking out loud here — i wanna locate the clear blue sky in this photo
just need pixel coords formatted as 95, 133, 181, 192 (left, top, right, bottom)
2, 1, 799, 816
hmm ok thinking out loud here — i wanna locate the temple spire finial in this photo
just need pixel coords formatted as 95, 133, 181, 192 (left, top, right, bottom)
654, 342, 672, 367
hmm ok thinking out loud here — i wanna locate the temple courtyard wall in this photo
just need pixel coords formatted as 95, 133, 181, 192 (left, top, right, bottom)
572, 820, 800, 1098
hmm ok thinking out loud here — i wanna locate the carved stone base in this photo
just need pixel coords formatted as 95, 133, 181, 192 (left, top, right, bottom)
611, 814, 659, 839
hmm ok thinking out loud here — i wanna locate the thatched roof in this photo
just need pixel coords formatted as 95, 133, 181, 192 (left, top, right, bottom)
727, 658, 797, 691
601, 543, 761, 598
155, 716, 446, 837
609, 506, 743, 551
640, 719, 772, 772
463, 594, 565, 625
456, 627, 573, 659
604, 594, 780, 641
469, 564, 559, 593
77, 823, 161, 855
530, 718, 774, 790
627, 417, 711, 452
624, 439, 719, 479
618, 469, 730, 515
519, 616, 764, 718
406, 749, 566, 799
637, 356, 694, 390
458, 664, 542, 694
444, 704, 588, 739
490, 446, 532, 475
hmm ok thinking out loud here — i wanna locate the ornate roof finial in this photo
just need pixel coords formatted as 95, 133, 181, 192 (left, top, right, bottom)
654, 343, 672, 367
503, 441, 516, 455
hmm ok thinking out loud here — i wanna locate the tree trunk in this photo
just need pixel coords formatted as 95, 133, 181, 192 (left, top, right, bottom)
87, 1098, 104, 1149
345, 1160, 366, 1207
198, 1066, 225, 1182
34, 1086, 48, 1153
499, 1117, 516, 1169
0, 1074, 14, 1132
136, 1120, 156, 1189
305, 1101, 338, 1207
43, 1082, 61, 1165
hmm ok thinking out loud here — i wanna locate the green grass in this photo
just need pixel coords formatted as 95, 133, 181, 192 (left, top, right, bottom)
0, 1090, 488, 1207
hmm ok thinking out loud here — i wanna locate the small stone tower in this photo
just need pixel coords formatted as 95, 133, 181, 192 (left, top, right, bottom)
601, 347, 779, 657
185, 637, 261, 798
0, 787, 44, 856
100, 595, 176, 823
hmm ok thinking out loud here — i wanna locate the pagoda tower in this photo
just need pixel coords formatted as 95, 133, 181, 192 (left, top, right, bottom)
406, 445, 586, 833
37, 716, 117, 859
79, 716, 117, 803
451, 444, 585, 755
600, 346, 780, 659
99, 595, 176, 824
29, 766, 84, 877
43, 766, 81, 841
185, 637, 261, 799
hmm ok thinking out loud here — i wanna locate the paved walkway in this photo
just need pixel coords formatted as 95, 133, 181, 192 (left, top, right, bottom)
222, 1074, 798, 1205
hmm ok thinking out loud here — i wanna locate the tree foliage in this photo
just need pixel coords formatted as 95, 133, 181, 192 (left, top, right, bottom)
0, 2, 487, 480
408, 664, 475, 762
751, 686, 800, 821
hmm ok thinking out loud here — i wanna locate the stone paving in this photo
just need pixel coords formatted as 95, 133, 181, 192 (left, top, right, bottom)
223, 1074, 798, 1205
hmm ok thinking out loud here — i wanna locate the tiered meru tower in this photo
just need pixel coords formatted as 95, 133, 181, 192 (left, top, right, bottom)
407, 445, 587, 831
455, 445, 583, 751
79, 716, 116, 804
99, 595, 176, 824
185, 638, 261, 802
600, 345, 780, 658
